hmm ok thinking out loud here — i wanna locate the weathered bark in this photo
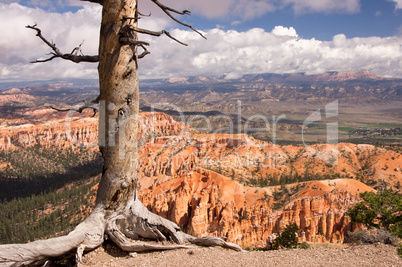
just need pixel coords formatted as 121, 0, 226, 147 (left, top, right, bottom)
0, 1, 242, 266
96, 0, 139, 213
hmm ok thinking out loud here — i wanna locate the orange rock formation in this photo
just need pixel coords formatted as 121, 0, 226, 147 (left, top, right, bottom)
1, 111, 400, 248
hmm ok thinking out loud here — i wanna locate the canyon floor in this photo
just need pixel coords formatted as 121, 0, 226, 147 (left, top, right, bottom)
79, 243, 401, 267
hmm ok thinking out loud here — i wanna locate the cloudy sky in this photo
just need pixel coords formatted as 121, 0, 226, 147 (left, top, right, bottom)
0, 0, 401, 82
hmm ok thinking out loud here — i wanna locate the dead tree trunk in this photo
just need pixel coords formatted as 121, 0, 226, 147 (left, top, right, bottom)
0, 0, 242, 266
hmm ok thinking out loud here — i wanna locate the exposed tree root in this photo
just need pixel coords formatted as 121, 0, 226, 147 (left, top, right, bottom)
0, 211, 105, 266
0, 197, 243, 266
107, 221, 190, 253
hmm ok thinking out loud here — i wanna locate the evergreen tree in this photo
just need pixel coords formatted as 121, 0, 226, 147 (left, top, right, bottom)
347, 188, 402, 238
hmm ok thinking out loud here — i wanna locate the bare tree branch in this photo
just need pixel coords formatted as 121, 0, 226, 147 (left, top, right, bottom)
121, 12, 151, 23
26, 24, 99, 63
138, 44, 151, 58
118, 1, 206, 56
50, 96, 99, 117
120, 37, 150, 47
31, 54, 58, 63
151, 0, 190, 15
150, 0, 206, 40
71, 40, 85, 55
138, 12, 151, 17
132, 26, 188, 46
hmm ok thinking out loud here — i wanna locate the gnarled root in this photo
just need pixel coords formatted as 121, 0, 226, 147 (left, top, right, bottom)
0, 211, 105, 267
0, 198, 243, 266
106, 197, 244, 253
107, 219, 190, 252
185, 236, 244, 252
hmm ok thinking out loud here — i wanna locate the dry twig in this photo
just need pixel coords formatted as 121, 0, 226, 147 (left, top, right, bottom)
26, 24, 99, 63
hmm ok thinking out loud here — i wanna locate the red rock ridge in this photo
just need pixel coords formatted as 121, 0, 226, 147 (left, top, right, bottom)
0, 112, 187, 150
137, 133, 402, 189
135, 131, 399, 247
0, 118, 98, 150
139, 170, 367, 247
1, 111, 400, 248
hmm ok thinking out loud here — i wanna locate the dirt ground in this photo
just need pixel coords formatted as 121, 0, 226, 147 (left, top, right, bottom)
80, 242, 402, 267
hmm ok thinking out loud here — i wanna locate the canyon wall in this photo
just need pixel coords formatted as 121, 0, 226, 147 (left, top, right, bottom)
139, 170, 364, 247
0, 112, 186, 150
1, 111, 400, 247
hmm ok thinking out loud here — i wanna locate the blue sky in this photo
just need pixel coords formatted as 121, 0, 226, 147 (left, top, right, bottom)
0, 0, 401, 81
11, 0, 402, 39
186, 0, 402, 40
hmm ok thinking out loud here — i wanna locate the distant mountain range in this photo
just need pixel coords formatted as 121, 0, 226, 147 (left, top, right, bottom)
1, 71, 400, 91
155, 71, 384, 85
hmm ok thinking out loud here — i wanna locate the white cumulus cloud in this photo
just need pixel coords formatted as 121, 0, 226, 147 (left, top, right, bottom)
1, 3, 402, 82
272, 26, 298, 37
140, 27, 402, 79
389, 0, 402, 9
0, 3, 101, 81
0, 3, 171, 82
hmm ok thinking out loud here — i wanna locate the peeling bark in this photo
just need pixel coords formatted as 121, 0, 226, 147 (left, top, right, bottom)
0, 1, 242, 266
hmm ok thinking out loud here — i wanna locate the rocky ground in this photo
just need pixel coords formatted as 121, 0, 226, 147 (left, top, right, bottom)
80, 242, 402, 267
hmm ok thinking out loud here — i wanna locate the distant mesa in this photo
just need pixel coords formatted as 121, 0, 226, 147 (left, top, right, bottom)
1, 88, 23, 94
163, 71, 382, 85
168, 77, 188, 84
0, 93, 36, 106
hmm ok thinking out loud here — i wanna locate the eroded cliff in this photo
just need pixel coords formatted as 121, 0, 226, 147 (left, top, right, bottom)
1, 111, 400, 248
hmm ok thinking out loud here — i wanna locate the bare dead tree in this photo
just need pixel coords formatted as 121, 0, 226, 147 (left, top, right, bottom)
0, 1, 242, 266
